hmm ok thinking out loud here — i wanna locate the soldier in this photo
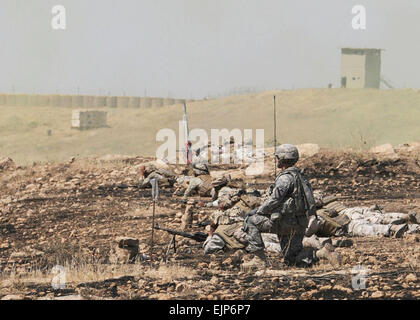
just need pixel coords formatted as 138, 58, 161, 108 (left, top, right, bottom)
182, 149, 213, 198
208, 187, 262, 224
232, 138, 256, 164
203, 209, 341, 268
306, 191, 420, 238
207, 185, 261, 208
203, 186, 263, 253
240, 144, 328, 270
138, 163, 178, 188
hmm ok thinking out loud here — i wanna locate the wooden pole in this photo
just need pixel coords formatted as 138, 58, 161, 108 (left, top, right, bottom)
274, 95, 277, 177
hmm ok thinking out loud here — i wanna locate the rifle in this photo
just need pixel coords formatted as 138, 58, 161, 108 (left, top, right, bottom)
115, 184, 140, 189
154, 224, 208, 242
97, 184, 139, 190
194, 219, 211, 228
155, 223, 208, 261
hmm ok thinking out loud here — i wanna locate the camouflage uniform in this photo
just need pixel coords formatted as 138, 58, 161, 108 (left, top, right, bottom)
244, 166, 315, 266
203, 185, 341, 267
138, 167, 177, 188
203, 223, 247, 254
307, 194, 416, 238
203, 233, 227, 254
183, 155, 212, 197
203, 189, 262, 254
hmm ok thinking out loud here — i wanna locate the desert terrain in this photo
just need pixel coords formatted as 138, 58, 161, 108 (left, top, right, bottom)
0, 143, 419, 300
0, 89, 419, 300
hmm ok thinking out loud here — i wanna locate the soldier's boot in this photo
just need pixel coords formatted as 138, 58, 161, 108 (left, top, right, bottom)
302, 235, 321, 250
231, 250, 245, 265
369, 204, 384, 212
390, 224, 408, 238
240, 250, 267, 272
408, 211, 420, 224
315, 244, 341, 268
332, 239, 354, 248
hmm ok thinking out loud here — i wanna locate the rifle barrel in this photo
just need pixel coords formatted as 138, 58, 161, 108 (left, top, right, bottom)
155, 225, 207, 242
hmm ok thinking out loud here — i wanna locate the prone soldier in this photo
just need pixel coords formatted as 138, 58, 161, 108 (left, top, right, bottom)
305, 191, 420, 239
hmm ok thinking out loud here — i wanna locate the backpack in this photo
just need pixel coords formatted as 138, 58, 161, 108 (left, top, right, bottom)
297, 170, 317, 218
280, 168, 316, 220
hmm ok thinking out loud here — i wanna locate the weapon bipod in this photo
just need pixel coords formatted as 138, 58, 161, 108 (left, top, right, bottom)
162, 234, 177, 262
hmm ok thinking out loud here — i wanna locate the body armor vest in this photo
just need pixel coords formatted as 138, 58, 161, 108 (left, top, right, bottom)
215, 223, 246, 250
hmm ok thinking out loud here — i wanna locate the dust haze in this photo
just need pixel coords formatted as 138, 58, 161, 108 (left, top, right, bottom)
1, 0, 420, 98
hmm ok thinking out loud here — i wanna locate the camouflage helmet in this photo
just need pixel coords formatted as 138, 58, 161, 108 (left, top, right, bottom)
275, 144, 299, 164
312, 190, 325, 207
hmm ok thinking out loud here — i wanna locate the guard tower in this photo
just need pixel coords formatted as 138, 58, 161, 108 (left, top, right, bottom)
340, 48, 382, 88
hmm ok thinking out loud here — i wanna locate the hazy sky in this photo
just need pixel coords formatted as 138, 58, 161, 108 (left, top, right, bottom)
1, 0, 419, 98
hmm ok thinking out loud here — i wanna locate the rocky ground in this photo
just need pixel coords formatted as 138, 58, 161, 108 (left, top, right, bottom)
0, 145, 419, 300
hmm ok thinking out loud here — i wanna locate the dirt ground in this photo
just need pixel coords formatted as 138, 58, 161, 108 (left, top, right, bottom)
0, 147, 419, 300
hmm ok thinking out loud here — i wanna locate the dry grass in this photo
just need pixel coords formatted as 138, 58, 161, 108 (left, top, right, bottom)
0, 262, 197, 292
144, 265, 197, 282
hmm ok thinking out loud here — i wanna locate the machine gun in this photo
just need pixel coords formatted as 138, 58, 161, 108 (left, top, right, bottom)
154, 223, 208, 261
154, 224, 208, 242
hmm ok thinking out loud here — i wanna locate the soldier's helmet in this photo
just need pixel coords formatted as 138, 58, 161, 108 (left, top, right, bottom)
312, 190, 325, 207
274, 144, 299, 166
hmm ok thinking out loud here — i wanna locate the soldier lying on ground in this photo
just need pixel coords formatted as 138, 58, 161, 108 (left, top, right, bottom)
305, 191, 420, 239
137, 163, 178, 188
174, 149, 211, 198
178, 149, 239, 199
206, 186, 262, 209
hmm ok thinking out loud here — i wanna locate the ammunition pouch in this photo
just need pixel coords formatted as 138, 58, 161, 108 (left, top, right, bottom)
317, 210, 350, 237
215, 223, 247, 250
323, 201, 347, 218
198, 175, 213, 196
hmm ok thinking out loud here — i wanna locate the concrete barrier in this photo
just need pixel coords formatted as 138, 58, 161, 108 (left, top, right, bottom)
15, 94, 28, 106
163, 98, 175, 106
117, 96, 129, 108
38, 95, 50, 107
128, 97, 140, 108
72, 95, 84, 108
82, 95, 94, 107
72, 110, 108, 130
106, 96, 117, 108
151, 97, 164, 107
6, 94, 16, 106
60, 95, 73, 107
94, 96, 106, 107
0, 93, 190, 109
140, 97, 152, 108
50, 95, 61, 107
27, 95, 40, 106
